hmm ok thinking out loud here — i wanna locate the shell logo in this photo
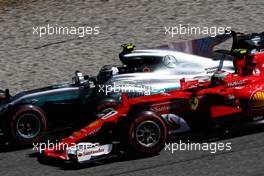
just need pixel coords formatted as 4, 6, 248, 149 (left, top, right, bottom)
250, 91, 264, 109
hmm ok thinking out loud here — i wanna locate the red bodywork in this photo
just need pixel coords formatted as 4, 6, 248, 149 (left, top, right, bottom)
44, 52, 264, 160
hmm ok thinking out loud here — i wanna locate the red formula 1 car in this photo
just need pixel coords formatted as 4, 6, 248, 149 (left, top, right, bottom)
43, 49, 264, 163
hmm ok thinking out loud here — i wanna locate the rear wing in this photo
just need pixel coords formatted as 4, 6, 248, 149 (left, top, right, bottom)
154, 33, 232, 60
154, 31, 264, 60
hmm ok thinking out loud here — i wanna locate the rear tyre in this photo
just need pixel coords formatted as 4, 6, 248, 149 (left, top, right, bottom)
6, 105, 48, 146
123, 111, 168, 156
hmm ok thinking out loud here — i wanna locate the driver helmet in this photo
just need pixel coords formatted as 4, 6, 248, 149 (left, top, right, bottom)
210, 70, 229, 87
232, 48, 256, 75
120, 43, 135, 54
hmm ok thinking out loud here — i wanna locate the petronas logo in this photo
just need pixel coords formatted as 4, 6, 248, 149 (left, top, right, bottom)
250, 92, 264, 109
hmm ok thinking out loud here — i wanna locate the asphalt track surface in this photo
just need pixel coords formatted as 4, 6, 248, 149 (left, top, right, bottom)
1, 125, 264, 176
0, 0, 264, 176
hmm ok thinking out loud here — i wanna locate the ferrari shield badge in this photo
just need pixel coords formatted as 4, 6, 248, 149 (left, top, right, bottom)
189, 97, 199, 110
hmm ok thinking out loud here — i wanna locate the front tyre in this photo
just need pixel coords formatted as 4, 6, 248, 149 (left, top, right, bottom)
125, 111, 168, 156
7, 105, 48, 145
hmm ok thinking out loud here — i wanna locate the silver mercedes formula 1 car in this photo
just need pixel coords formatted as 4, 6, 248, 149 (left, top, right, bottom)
102, 31, 264, 95
1, 31, 263, 145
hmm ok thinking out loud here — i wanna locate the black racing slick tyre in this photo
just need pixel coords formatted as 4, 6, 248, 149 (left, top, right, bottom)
5, 105, 48, 146
124, 111, 168, 156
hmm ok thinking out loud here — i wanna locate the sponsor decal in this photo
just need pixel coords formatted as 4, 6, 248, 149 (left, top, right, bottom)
78, 148, 104, 157
151, 101, 181, 112
227, 80, 245, 87
88, 127, 102, 136
205, 66, 218, 74
77, 144, 112, 162
250, 91, 264, 109
151, 102, 170, 112
87, 120, 101, 128
253, 116, 264, 121
151, 105, 169, 112
226, 94, 239, 105
189, 97, 199, 110
227, 94, 235, 101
